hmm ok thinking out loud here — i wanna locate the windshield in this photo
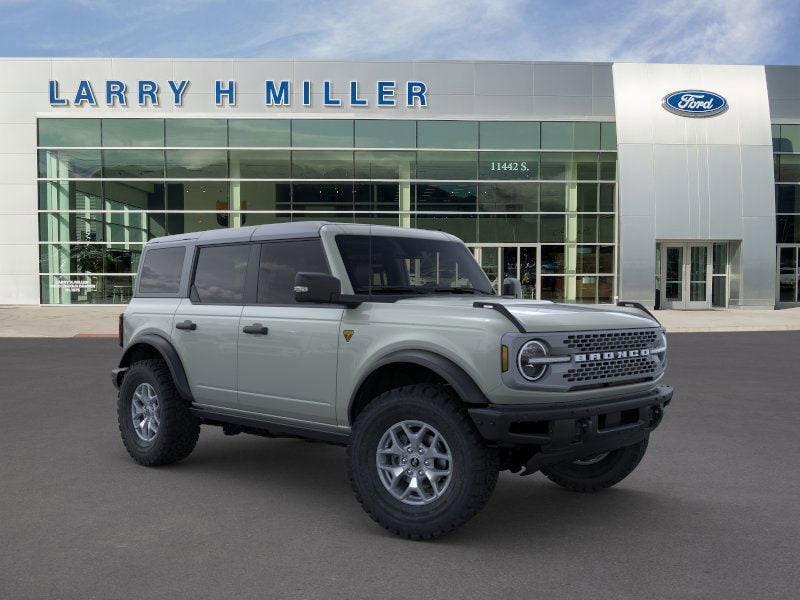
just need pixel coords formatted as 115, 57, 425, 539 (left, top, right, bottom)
335, 234, 495, 296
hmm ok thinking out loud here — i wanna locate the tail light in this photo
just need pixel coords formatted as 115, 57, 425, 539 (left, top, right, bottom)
118, 313, 124, 347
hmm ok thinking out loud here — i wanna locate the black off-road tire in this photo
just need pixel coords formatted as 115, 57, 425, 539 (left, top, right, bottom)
117, 359, 200, 466
540, 436, 649, 493
347, 384, 499, 540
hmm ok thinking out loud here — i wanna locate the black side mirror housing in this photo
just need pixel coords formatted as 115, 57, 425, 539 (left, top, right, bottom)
294, 272, 342, 304
502, 277, 522, 299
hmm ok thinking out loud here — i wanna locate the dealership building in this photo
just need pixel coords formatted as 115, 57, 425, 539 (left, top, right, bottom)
0, 58, 799, 309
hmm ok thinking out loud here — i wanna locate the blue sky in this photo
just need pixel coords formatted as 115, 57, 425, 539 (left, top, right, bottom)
1, 0, 798, 64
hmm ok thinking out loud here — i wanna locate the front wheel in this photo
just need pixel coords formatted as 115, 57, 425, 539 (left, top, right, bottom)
540, 436, 649, 493
117, 359, 200, 466
347, 384, 499, 540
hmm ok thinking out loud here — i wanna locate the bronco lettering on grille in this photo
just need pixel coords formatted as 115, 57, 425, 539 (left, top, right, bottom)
574, 348, 651, 362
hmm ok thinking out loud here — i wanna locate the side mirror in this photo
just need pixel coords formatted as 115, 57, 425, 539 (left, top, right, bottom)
502, 277, 522, 299
294, 272, 341, 304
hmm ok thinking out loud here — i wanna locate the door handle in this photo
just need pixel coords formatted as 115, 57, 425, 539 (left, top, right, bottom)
242, 323, 269, 335
175, 320, 197, 331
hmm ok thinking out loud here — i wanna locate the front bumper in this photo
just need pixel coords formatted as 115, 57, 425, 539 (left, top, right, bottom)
468, 385, 672, 470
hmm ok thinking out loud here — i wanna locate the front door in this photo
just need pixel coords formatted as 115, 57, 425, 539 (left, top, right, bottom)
660, 243, 712, 309
236, 239, 342, 425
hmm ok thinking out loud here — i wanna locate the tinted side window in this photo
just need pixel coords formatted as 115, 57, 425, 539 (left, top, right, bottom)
192, 244, 250, 304
258, 240, 329, 304
138, 246, 185, 294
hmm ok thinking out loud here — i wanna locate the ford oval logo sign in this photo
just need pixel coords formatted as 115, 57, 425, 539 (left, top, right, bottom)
662, 90, 728, 117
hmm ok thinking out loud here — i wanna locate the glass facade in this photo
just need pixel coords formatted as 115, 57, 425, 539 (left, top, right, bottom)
774, 124, 800, 303
37, 118, 617, 304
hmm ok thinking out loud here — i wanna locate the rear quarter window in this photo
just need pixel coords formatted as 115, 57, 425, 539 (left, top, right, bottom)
192, 244, 251, 304
137, 246, 186, 295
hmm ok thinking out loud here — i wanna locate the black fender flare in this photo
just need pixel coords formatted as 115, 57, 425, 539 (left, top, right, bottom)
349, 349, 489, 419
117, 334, 193, 401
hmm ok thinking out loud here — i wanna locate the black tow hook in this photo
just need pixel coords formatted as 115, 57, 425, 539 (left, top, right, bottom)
573, 418, 591, 442
649, 406, 664, 428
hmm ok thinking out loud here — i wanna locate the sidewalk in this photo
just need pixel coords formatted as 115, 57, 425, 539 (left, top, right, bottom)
655, 306, 800, 332
0, 305, 120, 338
1, 304, 800, 337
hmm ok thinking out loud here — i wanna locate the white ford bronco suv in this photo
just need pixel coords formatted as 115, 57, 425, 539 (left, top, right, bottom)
113, 222, 671, 539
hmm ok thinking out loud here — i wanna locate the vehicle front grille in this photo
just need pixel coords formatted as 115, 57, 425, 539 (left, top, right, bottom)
559, 328, 664, 387
563, 356, 658, 384
563, 329, 659, 353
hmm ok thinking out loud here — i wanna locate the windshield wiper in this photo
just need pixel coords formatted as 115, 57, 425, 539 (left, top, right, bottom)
432, 286, 494, 295
354, 286, 428, 295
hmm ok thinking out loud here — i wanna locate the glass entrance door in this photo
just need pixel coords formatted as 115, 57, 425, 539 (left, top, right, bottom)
473, 245, 539, 299
662, 245, 684, 309
777, 245, 799, 304
659, 242, 712, 309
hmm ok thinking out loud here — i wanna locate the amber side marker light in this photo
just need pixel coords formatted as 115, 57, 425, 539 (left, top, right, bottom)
501, 345, 509, 372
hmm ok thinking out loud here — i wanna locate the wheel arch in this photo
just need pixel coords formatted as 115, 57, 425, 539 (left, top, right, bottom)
117, 334, 193, 401
348, 350, 489, 425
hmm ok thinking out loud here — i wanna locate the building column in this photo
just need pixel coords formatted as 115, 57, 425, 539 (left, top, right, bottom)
230, 157, 241, 228
399, 162, 411, 227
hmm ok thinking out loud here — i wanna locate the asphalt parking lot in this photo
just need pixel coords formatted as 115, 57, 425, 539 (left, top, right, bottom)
1, 333, 798, 599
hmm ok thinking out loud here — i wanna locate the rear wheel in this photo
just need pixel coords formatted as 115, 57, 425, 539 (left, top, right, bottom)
347, 384, 499, 540
540, 436, 649, 493
117, 359, 200, 466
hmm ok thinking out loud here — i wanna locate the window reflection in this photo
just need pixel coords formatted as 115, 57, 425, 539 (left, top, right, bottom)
292, 151, 353, 179
165, 119, 227, 147
228, 120, 290, 147
229, 150, 290, 179
39, 119, 101, 147
416, 183, 477, 212
103, 119, 164, 147
38, 149, 102, 178
103, 150, 165, 178
166, 150, 227, 178
417, 121, 478, 149
355, 120, 416, 148
292, 120, 353, 147
36, 117, 618, 304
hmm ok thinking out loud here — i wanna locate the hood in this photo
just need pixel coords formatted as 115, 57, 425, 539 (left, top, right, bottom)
394, 297, 660, 332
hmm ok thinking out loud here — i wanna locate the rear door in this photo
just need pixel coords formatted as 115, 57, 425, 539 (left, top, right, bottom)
171, 243, 256, 409
237, 238, 343, 424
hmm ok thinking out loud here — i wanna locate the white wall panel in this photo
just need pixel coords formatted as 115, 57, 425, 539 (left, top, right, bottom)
614, 63, 774, 307
413, 62, 475, 95
169, 60, 236, 96
0, 184, 37, 214
0, 155, 37, 185
475, 63, 533, 96
110, 58, 175, 87
51, 59, 114, 94
0, 124, 36, 153
237, 60, 294, 94
0, 59, 51, 93
0, 214, 37, 244
0, 92, 51, 123
0, 274, 39, 304
0, 244, 38, 274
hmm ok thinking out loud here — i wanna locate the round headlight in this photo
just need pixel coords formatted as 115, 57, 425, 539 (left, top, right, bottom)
656, 332, 668, 362
518, 340, 549, 381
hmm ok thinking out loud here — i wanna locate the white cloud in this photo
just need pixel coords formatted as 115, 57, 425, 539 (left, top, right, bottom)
229, 0, 526, 59
0, 0, 795, 64
570, 0, 785, 64
228, 0, 791, 64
